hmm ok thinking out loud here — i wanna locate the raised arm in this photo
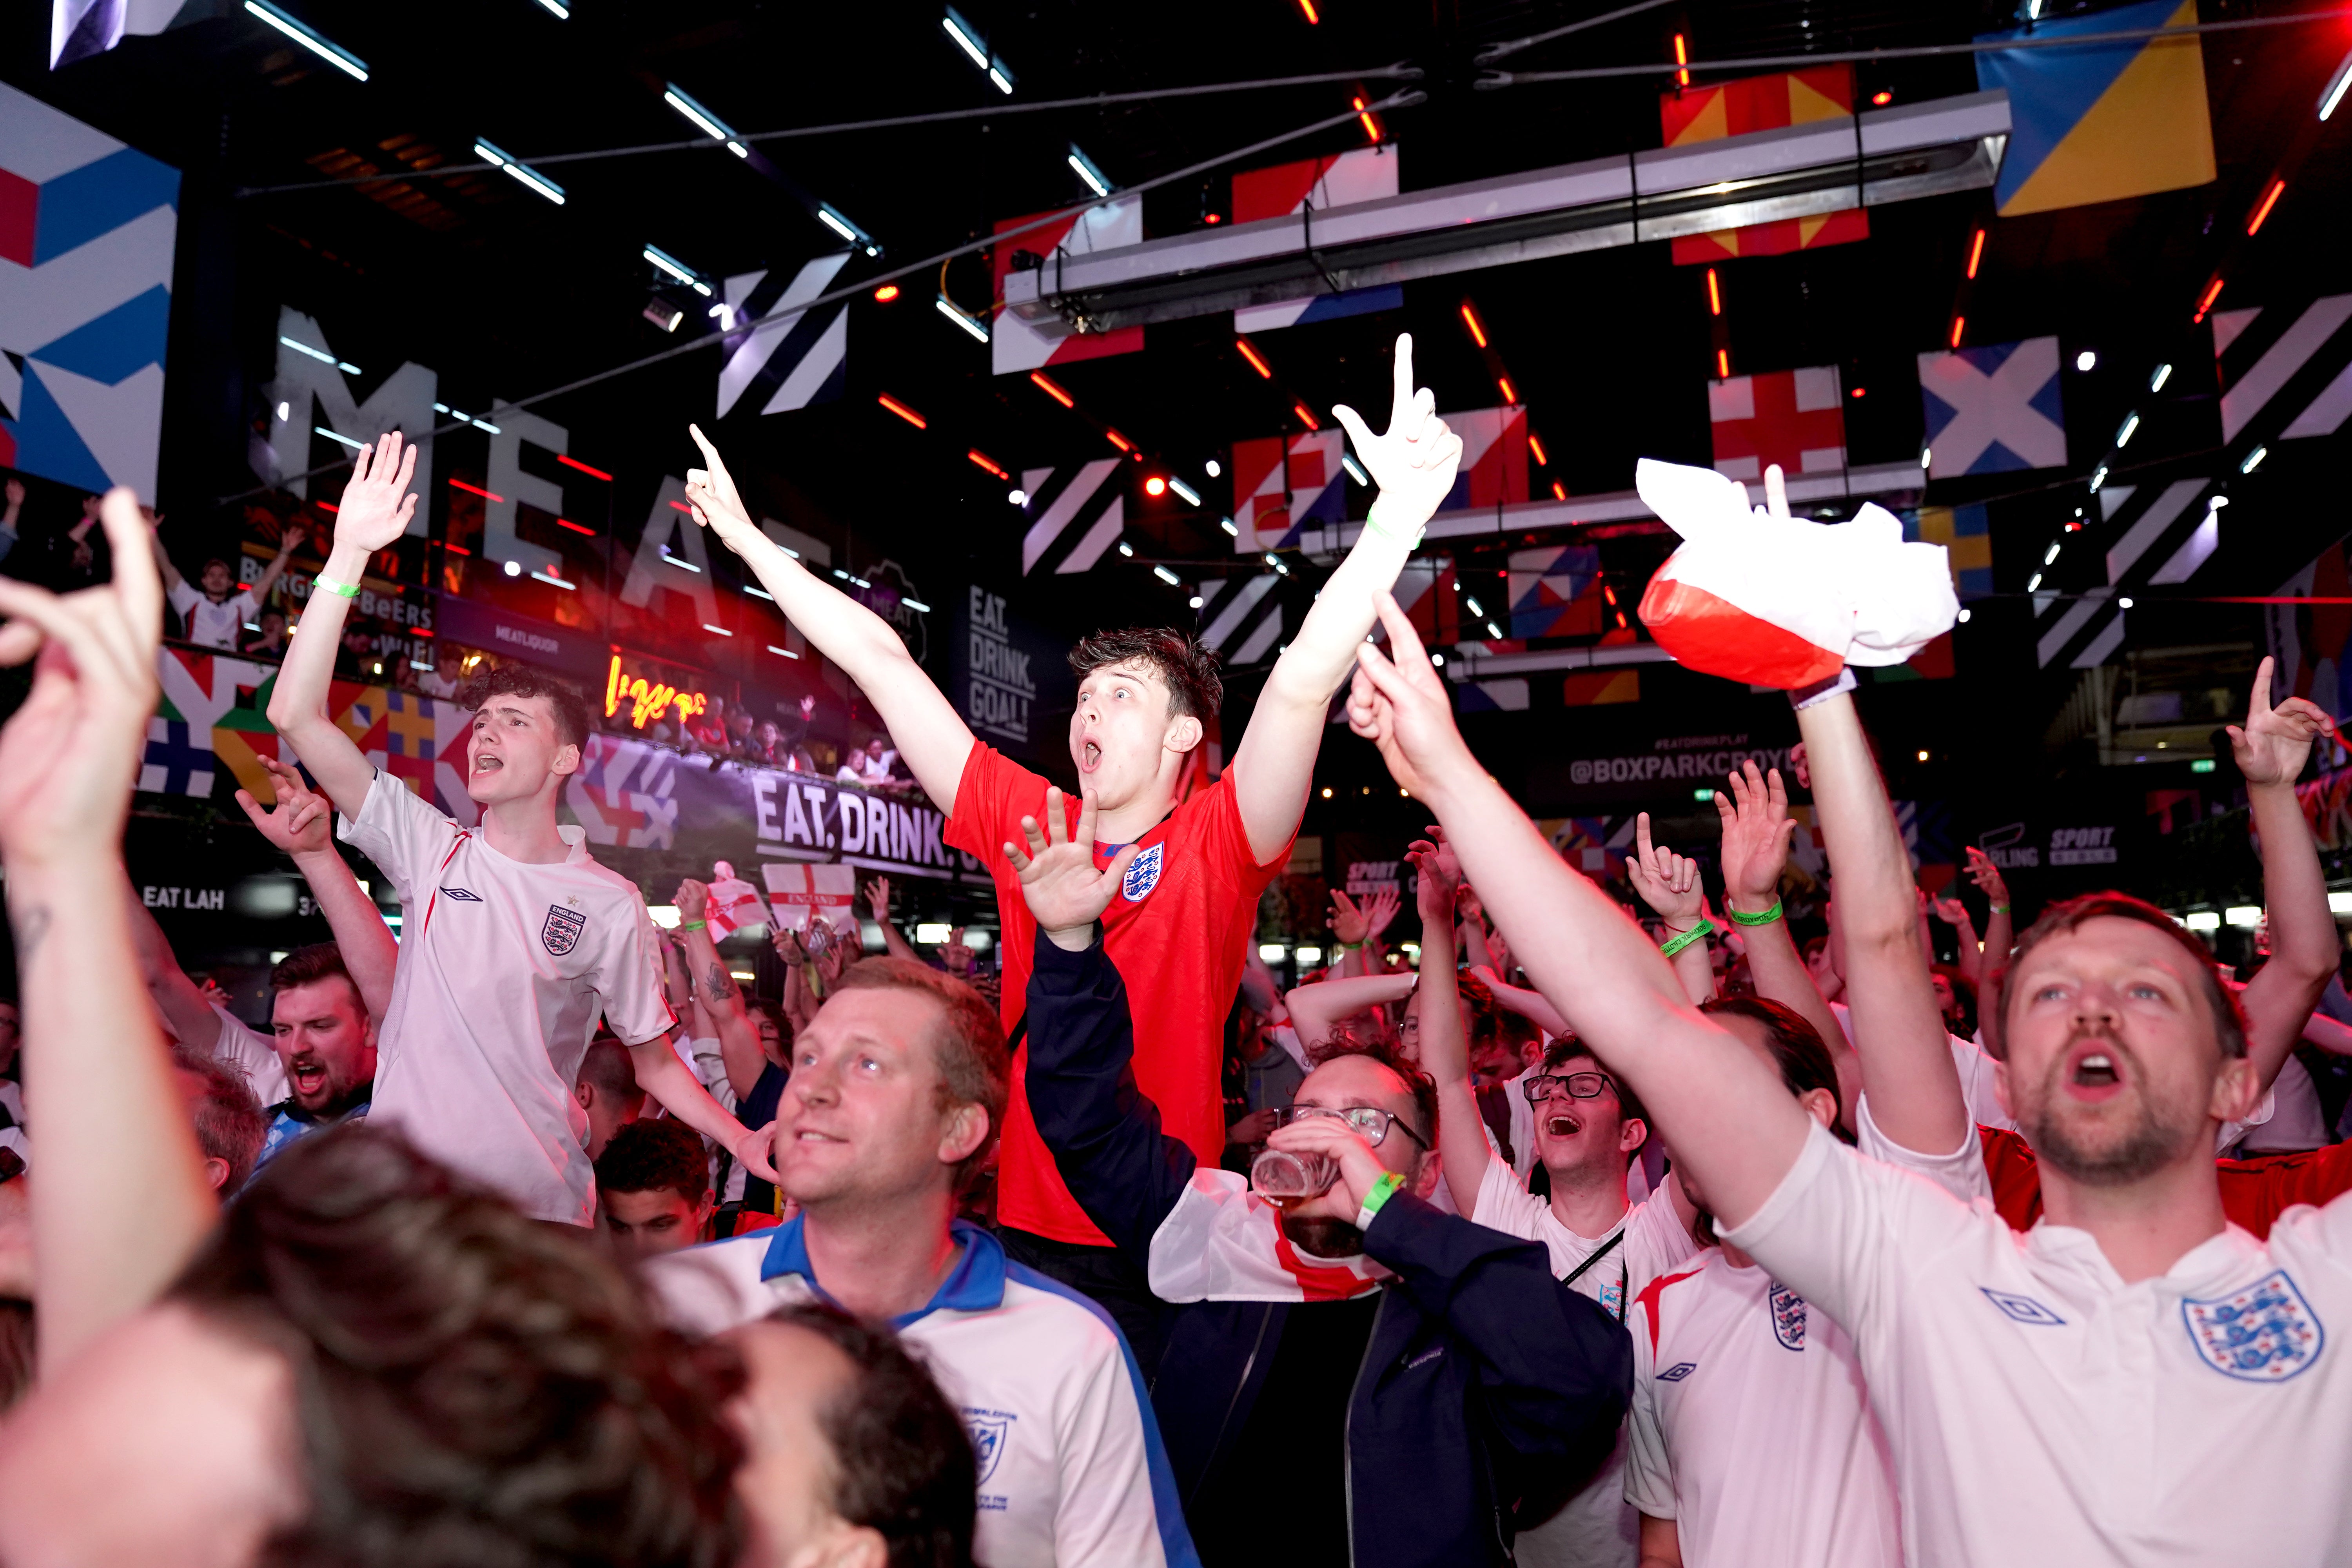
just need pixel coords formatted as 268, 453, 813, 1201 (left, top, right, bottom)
673, 879, 766, 1101
682, 427, 974, 809
0, 490, 214, 1373
2229, 655, 2338, 1093
864, 876, 920, 963
1468, 964, 1572, 1040
1794, 691, 1964, 1153
1715, 761, 1853, 1120
235, 754, 396, 1020
263, 432, 419, 820
125, 877, 223, 1049
245, 524, 304, 608
1347, 592, 1808, 1233
1406, 832, 1489, 1216
1933, 895, 1982, 991
1285, 971, 1417, 1052
1964, 848, 2013, 979
1227, 334, 1464, 862
1626, 813, 1714, 1006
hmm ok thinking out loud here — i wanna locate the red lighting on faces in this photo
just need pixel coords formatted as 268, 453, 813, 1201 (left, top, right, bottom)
1460, 301, 1488, 348
1965, 228, 1986, 279
1705, 268, 1721, 316
1030, 370, 1076, 407
1293, 402, 1320, 430
2194, 276, 2226, 322
557, 453, 613, 481
1145, 475, 1167, 496
2247, 178, 2286, 235
968, 449, 1009, 480
1871, 89, 1892, 106
1949, 316, 1965, 348
1498, 376, 1517, 404
878, 393, 926, 428
1528, 433, 1548, 466
1673, 33, 1690, 87
1352, 94, 1381, 144
874, 283, 902, 303
1235, 337, 1274, 379
1715, 347, 1730, 377
1296, 0, 1318, 20
1105, 429, 1134, 452
448, 477, 504, 503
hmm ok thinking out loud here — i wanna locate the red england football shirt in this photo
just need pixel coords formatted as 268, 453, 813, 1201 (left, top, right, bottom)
947, 743, 1291, 1244
1979, 1125, 2352, 1239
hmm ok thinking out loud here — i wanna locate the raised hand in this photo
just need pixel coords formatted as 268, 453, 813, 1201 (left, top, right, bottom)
2230, 655, 2334, 788
1361, 884, 1402, 940
682, 425, 766, 558
1963, 845, 2008, 904
1714, 760, 1797, 910
0, 489, 162, 867
940, 926, 974, 976
1329, 888, 1370, 945
1406, 829, 1459, 926
330, 432, 420, 553
1004, 786, 1138, 948
1788, 740, 1811, 791
1627, 812, 1704, 924
864, 876, 892, 923
275, 523, 306, 561
674, 878, 711, 923
1329, 334, 1466, 533
234, 755, 332, 855
771, 925, 807, 965
1347, 590, 1474, 799
1930, 895, 1973, 929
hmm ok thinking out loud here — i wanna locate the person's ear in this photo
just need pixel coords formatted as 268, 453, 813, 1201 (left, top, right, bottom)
939, 1101, 991, 1168
201, 1156, 230, 1192
1992, 1059, 2014, 1124
1619, 1116, 1650, 1156
551, 740, 583, 779
2211, 1051, 2262, 1126
789, 1521, 890, 1568
1165, 712, 1203, 756
1410, 1145, 1442, 1199
1797, 1087, 1838, 1132
575, 1080, 595, 1112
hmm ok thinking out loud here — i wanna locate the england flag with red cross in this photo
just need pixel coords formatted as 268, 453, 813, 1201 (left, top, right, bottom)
1709, 367, 1846, 483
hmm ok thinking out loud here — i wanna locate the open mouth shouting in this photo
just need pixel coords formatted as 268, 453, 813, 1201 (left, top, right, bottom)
289, 1056, 331, 1099
1080, 738, 1102, 772
2061, 1036, 2129, 1103
1544, 1114, 1583, 1138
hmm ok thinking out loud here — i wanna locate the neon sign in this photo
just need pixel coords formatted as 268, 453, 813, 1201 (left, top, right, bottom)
605, 653, 710, 730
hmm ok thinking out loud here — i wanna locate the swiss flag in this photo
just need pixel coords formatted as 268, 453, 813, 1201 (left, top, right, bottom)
1709, 367, 1845, 483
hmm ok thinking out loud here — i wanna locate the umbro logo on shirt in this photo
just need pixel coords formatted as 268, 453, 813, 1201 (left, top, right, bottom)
439, 886, 483, 901
1980, 1288, 2066, 1326
1658, 1361, 1698, 1381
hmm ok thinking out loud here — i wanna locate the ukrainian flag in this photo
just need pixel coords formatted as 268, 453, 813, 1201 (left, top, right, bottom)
1977, 0, 2215, 217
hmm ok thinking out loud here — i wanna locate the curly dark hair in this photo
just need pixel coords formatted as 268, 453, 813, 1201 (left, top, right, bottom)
1067, 627, 1223, 722
768, 1305, 977, 1568
1304, 1032, 1441, 1146
171, 1125, 744, 1568
457, 663, 593, 750
594, 1118, 711, 1208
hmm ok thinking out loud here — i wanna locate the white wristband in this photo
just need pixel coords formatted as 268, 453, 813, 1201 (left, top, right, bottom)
1789, 667, 1857, 710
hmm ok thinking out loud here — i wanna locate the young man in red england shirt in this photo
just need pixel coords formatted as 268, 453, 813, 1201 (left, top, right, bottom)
681, 334, 1463, 1346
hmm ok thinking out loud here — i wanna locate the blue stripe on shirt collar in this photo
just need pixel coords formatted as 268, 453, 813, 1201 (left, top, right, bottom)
759, 1216, 1007, 1327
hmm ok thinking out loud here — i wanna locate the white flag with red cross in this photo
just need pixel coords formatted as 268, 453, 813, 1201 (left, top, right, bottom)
1708, 367, 1846, 483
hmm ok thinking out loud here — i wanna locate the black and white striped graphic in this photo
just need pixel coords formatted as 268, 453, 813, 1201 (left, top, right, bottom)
2217, 296, 2352, 446
2035, 474, 2218, 668
1196, 575, 1283, 663
1019, 460, 1127, 575
715, 252, 851, 419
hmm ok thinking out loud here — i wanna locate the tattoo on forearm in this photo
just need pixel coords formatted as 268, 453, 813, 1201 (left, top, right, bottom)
704, 962, 739, 1004
10, 907, 49, 957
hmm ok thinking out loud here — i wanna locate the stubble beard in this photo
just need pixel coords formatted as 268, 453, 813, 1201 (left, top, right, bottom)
2018, 1033, 2205, 1187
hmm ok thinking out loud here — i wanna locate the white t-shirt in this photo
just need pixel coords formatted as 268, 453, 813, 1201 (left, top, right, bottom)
1728, 1115, 2352, 1566
1475, 1154, 1699, 1568
1829, 1000, 2014, 1131
1624, 1249, 1898, 1568
207, 1005, 288, 1105
169, 581, 258, 650
2240, 1054, 2328, 1153
339, 770, 674, 1224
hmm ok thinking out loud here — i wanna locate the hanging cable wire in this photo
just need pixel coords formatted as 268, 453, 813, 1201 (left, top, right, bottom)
233, 64, 1423, 197
1474, 0, 1683, 67
214, 87, 1427, 508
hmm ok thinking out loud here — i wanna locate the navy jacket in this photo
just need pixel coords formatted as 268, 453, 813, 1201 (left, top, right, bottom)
1025, 933, 1632, 1567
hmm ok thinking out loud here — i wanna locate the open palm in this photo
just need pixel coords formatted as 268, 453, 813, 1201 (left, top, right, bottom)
1006, 786, 1137, 943
1715, 760, 1797, 906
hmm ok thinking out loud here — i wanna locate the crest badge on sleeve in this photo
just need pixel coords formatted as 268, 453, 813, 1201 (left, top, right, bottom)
1120, 842, 1164, 903
541, 905, 588, 956
1769, 1281, 1808, 1351
2183, 1269, 2324, 1383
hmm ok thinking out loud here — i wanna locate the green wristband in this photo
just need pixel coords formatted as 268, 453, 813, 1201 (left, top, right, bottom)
1361, 494, 1426, 549
680, 919, 708, 932
313, 574, 361, 599
1659, 918, 1714, 958
1728, 898, 1784, 927
1989, 902, 2011, 915
1354, 1171, 1405, 1232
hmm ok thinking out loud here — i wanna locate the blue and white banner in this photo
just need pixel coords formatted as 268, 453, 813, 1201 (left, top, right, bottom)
1916, 337, 2067, 478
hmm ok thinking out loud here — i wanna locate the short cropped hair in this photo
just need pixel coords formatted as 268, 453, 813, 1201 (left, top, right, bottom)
457, 663, 593, 750
173, 1126, 745, 1568
833, 958, 1007, 1189
1542, 1037, 1650, 1133
1305, 1033, 1441, 1147
270, 943, 365, 1021
1068, 628, 1223, 722
1700, 996, 1849, 1138
172, 1046, 267, 1190
1988, 891, 2247, 1061
580, 1036, 646, 1108
595, 1118, 711, 1208
770, 1305, 977, 1568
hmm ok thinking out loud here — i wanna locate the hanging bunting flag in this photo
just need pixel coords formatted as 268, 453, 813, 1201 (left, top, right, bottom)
1017, 459, 1127, 575
1661, 66, 1869, 265
2212, 297, 2352, 446
1230, 430, 1346, 552
1710, 367, 1845, 483
1563, 670, 1642, 707
1230, 146, 1405, 332
1392, 556, 1462, 647
1917, 337, 2065, 477
1911, 505, 1994, 599
1195, 575, 1284, 664
1976, 0, 2214, 217
1507, 546, 1604, 640
1455, 678, 1529, 713
715, 253, 852, 418
1439, 405, 1529, 512
991, 199, 1146, 375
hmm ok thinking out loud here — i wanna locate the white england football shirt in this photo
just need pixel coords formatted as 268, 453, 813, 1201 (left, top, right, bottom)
646, 1219, 1194, 1568
1728, 1115, 2352, 1566
168, 581, 258, 651
207, 1005, 287, 1104
339, 771, 673, 1224
1474, 1154, 1697, 1568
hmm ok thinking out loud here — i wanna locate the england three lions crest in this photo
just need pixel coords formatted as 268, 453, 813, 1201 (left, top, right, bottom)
1121, 842, 1163, 902
2183, 1269, 2324, 1382
1769, 1281, 1807, 1351
541, 905, 588, 956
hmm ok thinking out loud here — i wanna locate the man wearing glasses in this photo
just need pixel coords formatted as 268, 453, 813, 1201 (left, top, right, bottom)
1009, 787, 1630, 1568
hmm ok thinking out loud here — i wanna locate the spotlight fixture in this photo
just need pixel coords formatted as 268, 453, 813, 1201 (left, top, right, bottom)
644, 245, 713, 298
2075, 348, 2098, 372
662, 84, 748, 159
816, 205, 882, 258
1067, 144, 1112, 200
473, 139, 565, 204
643, 298, 684, 332
1145, 476, 1167, 496
1204, 458, 1222, 477
874, 283, 901, 303
935, 295, 989, 343
242, 0, 367, 80
942, 7, 1015, 93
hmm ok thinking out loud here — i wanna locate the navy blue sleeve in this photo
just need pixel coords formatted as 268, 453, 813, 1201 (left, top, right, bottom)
1362, 1192, 1632, 1470
1024, 931, 1200, 1262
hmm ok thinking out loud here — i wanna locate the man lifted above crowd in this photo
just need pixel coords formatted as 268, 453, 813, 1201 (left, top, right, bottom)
680, 332, 1462, 1350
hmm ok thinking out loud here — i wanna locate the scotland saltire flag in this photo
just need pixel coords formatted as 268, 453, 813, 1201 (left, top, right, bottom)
0, 79, 179, 501
1017, 459, 1128, 575
1917, 338, 2066, 478
1231, 147, 1403, 332
716, 253, 851, 418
